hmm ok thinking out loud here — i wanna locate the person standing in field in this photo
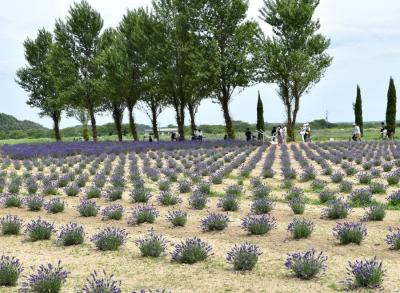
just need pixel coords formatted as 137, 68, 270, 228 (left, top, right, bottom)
277, 125, 283, 145
300, 124, 306, 142
271, 126, 277, 143
304, 123, 311, 142
380, 122, 388, 139
352, 123, 361, 141
198, 129, 203, 141
245, 128, 252, 141
282, 125, 287, 143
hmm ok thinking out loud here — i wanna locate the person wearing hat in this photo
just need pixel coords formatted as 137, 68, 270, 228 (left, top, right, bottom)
352, 123, 361, 141
304, 123, 311, 142
300, 124, 306, 142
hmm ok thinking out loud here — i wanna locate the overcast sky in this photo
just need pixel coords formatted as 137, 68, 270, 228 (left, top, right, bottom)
1, 0, 400, 128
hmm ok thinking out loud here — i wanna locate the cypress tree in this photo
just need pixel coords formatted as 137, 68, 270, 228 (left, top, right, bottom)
386, 77, 397, 138
256, 91, 265, 133
354, 85, 363, 136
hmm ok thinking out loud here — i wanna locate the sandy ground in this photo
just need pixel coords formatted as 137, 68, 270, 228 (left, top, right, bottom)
0, 143, 399, 292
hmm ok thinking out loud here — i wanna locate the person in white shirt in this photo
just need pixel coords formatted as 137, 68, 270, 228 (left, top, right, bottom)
352, 123, 361, 141
300, 124, 306, 142
198, 129, 203, 141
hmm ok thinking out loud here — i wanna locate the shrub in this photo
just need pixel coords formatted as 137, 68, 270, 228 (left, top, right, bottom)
263, 168, 275, 178
197, 181, 211, 195
157, 191, 182, 206
225, 185, 243, 197
362, 161, 372, 170
23, 195, 44, 211
285, 187, 304, 201
178, 179, 192, 193
349, 188, 373, 206
241, 214, 277, 235
333, 222, 367, 245
361, 204, 386, 221
127, 205, 159, 225
201, 213, 230, 232
358, 172, 372, 184
189, 192, 209, 210
0, 255, 23, 286
310, 179, 327, 192
331, 171, 344, 183
339, 180, 353, 193
2, 194, 22, 208
217, 195, 239, 212
101, 204, 124, 221
321, 198, 351, 219
345, 166, 357, 176
42, 181, 58, 196
166, 210, 187, 227
288, 198, 305, 215
158, 179, 170, 191
345, 257, 384, 289
0, 215, 23, 235
171, 237, 213, 264
322, 166, 333, 176
25, 218, 54, 241
226, 243, 262, 271
21, 261, 68, 293
136, 230, 168, 257
287, 218, 314, 239
300, 166, 316, 182
385, 227, 400, 250
76, 199, 99, 217
282, 168, 297, 180
386, 171, 400, 185
369, 182, 386, 194
130, 187, 152, 203
387, 190, 400, 207
64, 183, 80, 197
281, 179, 294, 189
252, 184, 272, 198
251, 198, 275, 214
285, 249, 327, 280
103, 186, 124, 202
81, 270, 122, 293
383, 162, 393, 172
57, 223, 85, 246
91, 227, 128, 251
319, 189, 336, 203
86, 185, 101, 199
44, 198, 65, 214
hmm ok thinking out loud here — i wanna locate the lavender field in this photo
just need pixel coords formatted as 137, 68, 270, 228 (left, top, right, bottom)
0, 141, 400, 292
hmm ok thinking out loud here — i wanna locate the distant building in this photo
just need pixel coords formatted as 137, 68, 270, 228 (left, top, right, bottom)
144, 127, 178, 136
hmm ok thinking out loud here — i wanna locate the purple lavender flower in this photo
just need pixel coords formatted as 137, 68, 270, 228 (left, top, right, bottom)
1, 193, 22, 208
178, 179, 192, 193
81, 270, 122, 293
25, 218, 55, 241
76, 199, 99, 217
241, 214, 277, 235
387, 190, 400, 206
0, 255, 23, 286
251, 198, 275, 214
44, 198, 65, 214
385, 227, 400, 250
0, 215, 23, 235
91, 227, 129, 251
226, 243, 262, 271
287, 218, 314, 239
135, 229, 168, 257
345, 257, 385, 289
361, 204, 386, 221
127, 205, 159, 225
64, 183, 80, 197
333, 221, 367, 245
285, 249, 327, 279
157, 191, 182, 206
331, 171, 344, 183
321, 198, 351, 219
103, 186, 124, 202
21, 261, 68, 293
171, 237, 213, 264
101, 204, 124, 221
189, 191, 209, 210
349, 188, 373, 206
166, 210, 187, 227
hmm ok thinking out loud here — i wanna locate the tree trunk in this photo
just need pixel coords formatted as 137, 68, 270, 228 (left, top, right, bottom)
127, 105, 138, 141
88, 106, 97, 142
52, 112, 62, 142
188, 102, 197, 135
151, 105, 159, 140
112, 104, 123, 142
221, 97, 235, 139
174, 103, 185, 140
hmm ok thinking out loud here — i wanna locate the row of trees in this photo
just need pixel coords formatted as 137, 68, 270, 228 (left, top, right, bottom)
354, 77, 397, 137
16, 0, 332, 142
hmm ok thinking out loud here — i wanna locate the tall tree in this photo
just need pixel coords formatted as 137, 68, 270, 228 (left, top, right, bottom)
353, 85, 363, 136
256, 91, 265, 133
259, 0, 332, 141
386, 77, 397, 138
153, 0, 207, 140
97, 28, 129, 142
54, 0, 104, 141
16, 29, 64, 141
198, 0, 261, 139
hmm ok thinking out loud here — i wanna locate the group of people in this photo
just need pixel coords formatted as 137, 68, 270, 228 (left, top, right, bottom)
300, 123, 312, 142
271, 125, 287, 144
191, 129, 203, 141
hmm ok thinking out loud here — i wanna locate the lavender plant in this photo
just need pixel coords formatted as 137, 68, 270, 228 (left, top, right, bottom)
101, 204, 124, 221
331, 171, 344, 183
189, 192, 209, 210
129, 187, 152, 203
345, 257, 384, 289
201, 213, 230, 232
57, 223, 85, 246
387, 190, 400, 207
385, 227, 400, 250
21, 261, 68, 293
103, 187, 124, 201
217, 195, 239, 212
287, 218, 314, 239
64, 183, 80, 197
241, 215, 277, 235
23, 195, 44, 211
339, 180, 353, 193
157, 191, 182, 206
252, 184, 272, 198
166, 210, 187, 227
135, 230, 168, 257
285, 249, 327, 280
25, 218, 55, 241
321, 198, 351, 219
288, 198, 305, 215
91, 227, 128, 251
44, 198, 65, 214
76, 199, 99, 217
361, 204, 386, 221
171, 237, 213, 264
2, 193, 22, 208
0, 255, 23, 286
333, 222, 367, 245
80, 270, 122, 293
127, 205, 159, 225
0, 215, 23, 235
349, 188, 373, 206
251, 198, 275, 214
226, 243, 262, 271
318, 189, 336, 204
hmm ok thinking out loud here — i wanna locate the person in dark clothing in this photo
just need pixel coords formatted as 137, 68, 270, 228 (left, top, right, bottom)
171, 132, 176, 141
271, 126, 277, 142
224, 134, 228, 140
149, 135, 153, 142
245, 128, 252, 141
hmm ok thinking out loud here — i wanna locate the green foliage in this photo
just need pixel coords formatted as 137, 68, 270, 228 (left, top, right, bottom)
256, 92, 265, 132
354, 85, 363, 135
386, 77, 397, 137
